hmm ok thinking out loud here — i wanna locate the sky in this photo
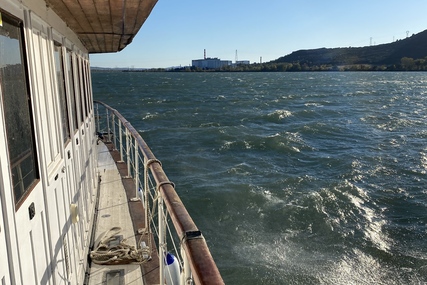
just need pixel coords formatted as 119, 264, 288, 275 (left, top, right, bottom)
90, 0, 427, 68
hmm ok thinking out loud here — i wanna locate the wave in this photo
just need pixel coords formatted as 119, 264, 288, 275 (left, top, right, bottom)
218, 131, 310, 154
142, 112, 159, 120
93, 71, 427, 285
226, 179, 425, 284
266, 109, 293, 121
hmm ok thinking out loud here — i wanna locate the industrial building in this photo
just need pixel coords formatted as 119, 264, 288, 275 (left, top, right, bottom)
192, 49, 249, 69
192, 58, 232, 69
236, 60, 250, 65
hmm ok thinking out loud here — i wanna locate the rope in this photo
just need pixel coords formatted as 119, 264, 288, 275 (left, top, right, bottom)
156, 181, 175, 192
145, 158, 162, 168
90, 227, 151, 265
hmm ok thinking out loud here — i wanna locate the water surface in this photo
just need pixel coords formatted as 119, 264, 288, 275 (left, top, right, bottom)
92, 71, 427, 284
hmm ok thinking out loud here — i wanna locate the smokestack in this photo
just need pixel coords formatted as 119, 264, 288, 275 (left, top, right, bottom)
204, 49, 206, 60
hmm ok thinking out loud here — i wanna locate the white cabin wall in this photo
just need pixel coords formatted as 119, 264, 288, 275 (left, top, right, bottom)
62, 45, 86, 284
52, 31, 81, 285
28, 11, 96, 285
23, 9, 71, 285
0, 110, 16, 285
0, 0, 97, 284
0, 5, 23, 284
26, 11, 63, 182
0, 198, 11, 285
68, 51, 98, 282
0, 3, 37, 285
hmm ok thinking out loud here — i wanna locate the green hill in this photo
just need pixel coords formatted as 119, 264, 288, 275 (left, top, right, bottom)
273, 29, 427, 69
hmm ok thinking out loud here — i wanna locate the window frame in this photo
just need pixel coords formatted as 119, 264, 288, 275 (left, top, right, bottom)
0, 10, 40, 208
53, 41, 71, 145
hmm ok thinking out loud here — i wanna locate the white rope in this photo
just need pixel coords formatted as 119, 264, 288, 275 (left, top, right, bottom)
90, 227, 151, 265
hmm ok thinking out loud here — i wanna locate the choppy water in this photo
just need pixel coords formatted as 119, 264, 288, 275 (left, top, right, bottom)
92, 71, 427, 284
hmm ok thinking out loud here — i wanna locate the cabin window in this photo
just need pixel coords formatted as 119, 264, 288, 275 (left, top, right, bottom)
66, 50, 78, 131
74, 56, 81, 128
54, 43, 70, 143
0, 12, 39, 204
81, 60, 89, 118
84, 61, 92, 113
78, 58, 87, 120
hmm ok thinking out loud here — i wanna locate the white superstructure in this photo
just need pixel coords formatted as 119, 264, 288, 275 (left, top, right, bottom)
0, 0, 224, 284
0, 1, 97, 284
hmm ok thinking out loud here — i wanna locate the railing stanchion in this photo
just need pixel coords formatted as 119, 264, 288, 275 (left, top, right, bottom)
112, 113, 116, 148
119, 122, 123, 161
126, 128, 131, 176
181, 246, 191, 285
144, 157, 149, 231
159, 193, 165, 285
134, 138, 139, 199
95, 103, 100, 134
106, 109, 110, 142
16, 165, 25, 195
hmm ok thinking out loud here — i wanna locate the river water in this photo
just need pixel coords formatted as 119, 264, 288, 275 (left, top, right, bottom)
92, 71, 427, 284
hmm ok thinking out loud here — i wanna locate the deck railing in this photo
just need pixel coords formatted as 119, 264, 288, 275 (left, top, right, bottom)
94, 101, 224, 285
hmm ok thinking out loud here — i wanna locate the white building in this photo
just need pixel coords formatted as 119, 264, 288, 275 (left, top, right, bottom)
192, 58, 232, 69
236, 60, 250, 65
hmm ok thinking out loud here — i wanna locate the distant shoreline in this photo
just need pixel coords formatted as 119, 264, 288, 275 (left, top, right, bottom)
91, 65, 427, 73
93, 29, 427, 73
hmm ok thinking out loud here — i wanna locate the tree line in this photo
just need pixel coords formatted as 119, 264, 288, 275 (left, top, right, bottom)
158, 56, 427, 72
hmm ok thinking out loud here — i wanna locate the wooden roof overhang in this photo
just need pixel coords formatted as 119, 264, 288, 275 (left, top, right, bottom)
45, 0, 158, 53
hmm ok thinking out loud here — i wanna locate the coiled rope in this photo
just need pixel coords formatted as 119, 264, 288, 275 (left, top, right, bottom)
90, 180, 176, 266
90, 227, 151, 265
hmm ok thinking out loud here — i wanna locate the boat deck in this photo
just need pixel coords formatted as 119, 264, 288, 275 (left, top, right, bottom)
86, 141, 159, 285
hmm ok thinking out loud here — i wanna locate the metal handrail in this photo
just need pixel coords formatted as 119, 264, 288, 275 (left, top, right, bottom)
94, 100, 224, 285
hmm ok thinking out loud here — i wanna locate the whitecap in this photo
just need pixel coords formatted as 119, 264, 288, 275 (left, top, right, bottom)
142, 112, 158, 120
341, 181, 391, 252
220, 141, 233, 150
305, 102, 323, 107
291, 146, 300, 153
268, 109, 292, 119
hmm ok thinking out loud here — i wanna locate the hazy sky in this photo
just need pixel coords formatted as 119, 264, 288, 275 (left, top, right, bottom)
90, 0, 427, 68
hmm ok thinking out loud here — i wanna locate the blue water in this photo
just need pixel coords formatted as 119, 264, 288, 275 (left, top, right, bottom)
92, 71, 427, 284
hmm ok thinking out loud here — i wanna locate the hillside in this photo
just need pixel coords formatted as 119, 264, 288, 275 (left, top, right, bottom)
274, 29, 427, 67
